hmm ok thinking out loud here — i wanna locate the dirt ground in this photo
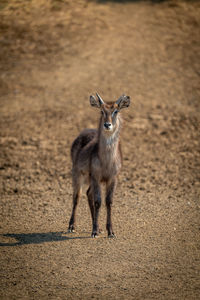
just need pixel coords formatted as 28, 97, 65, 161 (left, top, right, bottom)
0, 0, 200, 299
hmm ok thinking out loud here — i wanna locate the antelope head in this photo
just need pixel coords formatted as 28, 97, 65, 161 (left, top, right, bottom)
90, 93, 130, 133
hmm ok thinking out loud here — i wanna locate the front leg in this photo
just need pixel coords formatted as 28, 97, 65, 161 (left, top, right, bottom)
106, 179, 116, 238
91, 177, 101, 238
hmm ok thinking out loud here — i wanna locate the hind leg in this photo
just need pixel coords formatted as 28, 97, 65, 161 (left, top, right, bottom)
90, 177, 101, 238
68, 173, 82, 232
86, 186, 95, 226
105, 179, 116, 238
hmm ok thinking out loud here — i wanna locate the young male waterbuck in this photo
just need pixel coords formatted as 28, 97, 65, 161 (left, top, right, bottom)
68, 93, 130, 237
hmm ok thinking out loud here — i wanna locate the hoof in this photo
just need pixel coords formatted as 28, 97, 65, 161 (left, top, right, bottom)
108, 233, 116, 239
68, 225, 75, 233
91, 232, 99, 238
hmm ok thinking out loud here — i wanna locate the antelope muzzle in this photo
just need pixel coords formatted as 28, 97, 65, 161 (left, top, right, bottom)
104, 122, 113, 131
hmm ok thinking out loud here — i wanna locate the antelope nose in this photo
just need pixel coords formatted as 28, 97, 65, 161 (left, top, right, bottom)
104, 122, 112, 129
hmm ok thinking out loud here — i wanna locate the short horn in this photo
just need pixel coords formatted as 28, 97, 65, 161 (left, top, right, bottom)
96, 93, 104, 105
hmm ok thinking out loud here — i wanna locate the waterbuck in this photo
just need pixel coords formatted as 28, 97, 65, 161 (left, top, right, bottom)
68, 93, 130, 237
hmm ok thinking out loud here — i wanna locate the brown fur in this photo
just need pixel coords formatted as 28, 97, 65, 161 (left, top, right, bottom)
68, 94, 130, 237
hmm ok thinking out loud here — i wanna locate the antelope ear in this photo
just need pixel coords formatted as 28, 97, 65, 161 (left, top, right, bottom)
90, 95, 100, 108
116, 95, 130, 109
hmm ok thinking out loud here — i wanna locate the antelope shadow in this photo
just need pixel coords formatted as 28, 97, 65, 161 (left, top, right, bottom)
0, 231, 90, 247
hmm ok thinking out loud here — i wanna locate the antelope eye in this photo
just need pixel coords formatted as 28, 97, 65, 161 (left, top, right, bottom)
114, 110, 118, 115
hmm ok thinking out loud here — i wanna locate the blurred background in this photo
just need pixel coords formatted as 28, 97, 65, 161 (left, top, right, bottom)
0, 0, 200, 299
